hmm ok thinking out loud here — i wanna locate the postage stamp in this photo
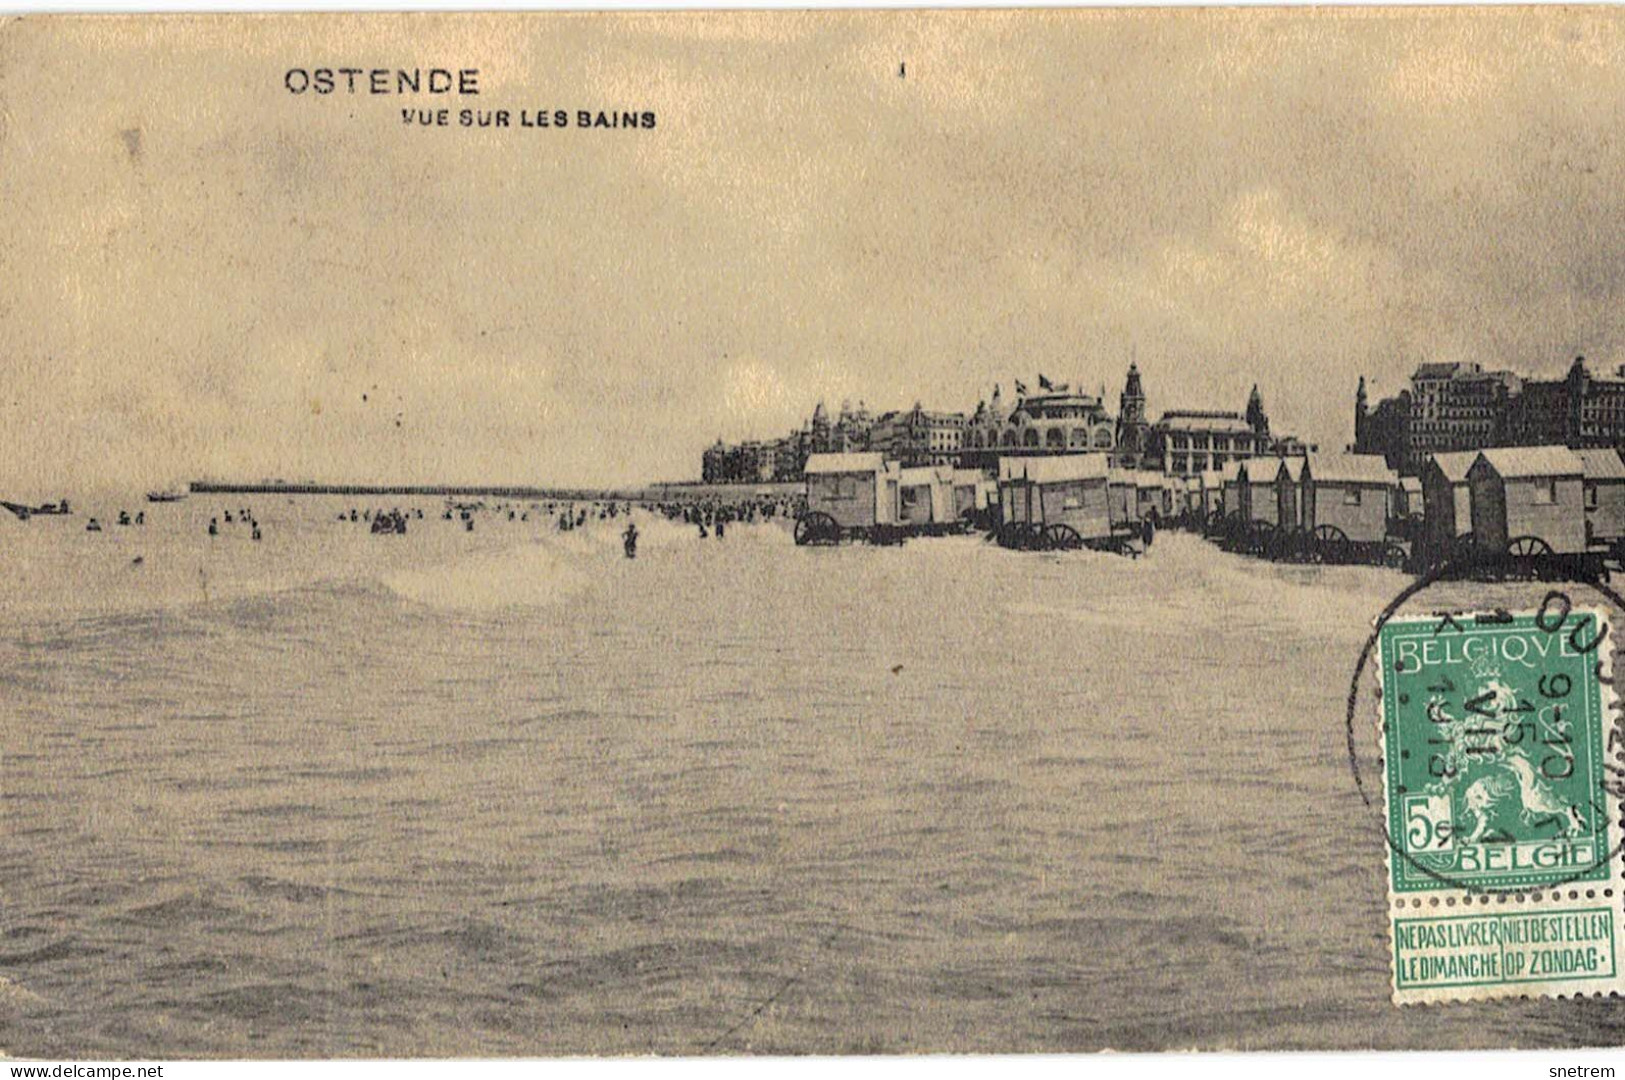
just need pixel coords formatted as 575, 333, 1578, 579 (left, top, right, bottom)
1377, 605, 1625, 1004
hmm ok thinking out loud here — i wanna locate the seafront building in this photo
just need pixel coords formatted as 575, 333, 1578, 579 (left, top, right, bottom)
701, 399, 964, 483
869, 405, 967, 466
1144, 389, 1274, 477
1354, 355, 1625, 475
703, 364, 1312, 484
959, 380, 1116, 472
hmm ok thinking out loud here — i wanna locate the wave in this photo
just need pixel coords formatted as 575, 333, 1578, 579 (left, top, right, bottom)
376, 514, 789, 612
377, 537, 593, 611
0, 508, 775, 626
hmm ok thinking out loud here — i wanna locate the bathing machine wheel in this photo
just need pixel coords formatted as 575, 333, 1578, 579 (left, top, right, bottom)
794, 512, 841, 547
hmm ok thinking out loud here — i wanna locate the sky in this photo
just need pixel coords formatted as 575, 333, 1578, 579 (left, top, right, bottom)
4, 9, 1625, 491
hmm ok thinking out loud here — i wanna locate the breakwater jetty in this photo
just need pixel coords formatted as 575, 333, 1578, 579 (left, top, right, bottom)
191, 481, 578, 498
187, 480, 803, 502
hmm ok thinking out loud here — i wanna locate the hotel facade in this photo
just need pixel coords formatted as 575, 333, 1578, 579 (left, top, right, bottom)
1354, 356, 1625, 475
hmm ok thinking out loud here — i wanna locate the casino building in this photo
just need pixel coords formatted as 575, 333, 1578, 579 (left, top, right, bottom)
959, 380, 1117, 472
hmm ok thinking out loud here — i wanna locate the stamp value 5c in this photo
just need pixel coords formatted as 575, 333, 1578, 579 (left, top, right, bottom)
1378, 606, 1625, 1004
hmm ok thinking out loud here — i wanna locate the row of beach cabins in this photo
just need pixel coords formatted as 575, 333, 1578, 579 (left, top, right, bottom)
796, 451, 1216, 555
796, 446, 1625, 579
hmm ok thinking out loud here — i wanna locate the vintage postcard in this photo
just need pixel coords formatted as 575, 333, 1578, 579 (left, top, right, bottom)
5, 6, 1625, 1060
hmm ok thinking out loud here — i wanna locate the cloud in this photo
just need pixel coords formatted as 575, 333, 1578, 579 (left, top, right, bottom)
5, 10, 1625, 488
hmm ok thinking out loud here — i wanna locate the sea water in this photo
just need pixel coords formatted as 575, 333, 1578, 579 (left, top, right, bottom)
0, 496, 1619, 1056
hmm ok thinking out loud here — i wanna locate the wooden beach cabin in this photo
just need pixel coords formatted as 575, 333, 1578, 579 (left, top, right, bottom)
1466, 446, 1585, 556
997, 457, 1023, 525
1134, 472, 1167, 521
898, 466, 957, 528
1576, 449, 1625, 545
1302, 453, 1397, 547
1238, 458, 1283, 526
1198, 469, 1225, 519
998, 456, 1028, 528
951, 469, 994, 522
1107, 469, 1140, 529
797, 452, 903, 544
1275, 457, 1306, 532
1397, 477, 1422, 520
1420, 450, 1477, 551
1220, 461, 1249, 520
999, 454, 1111, 546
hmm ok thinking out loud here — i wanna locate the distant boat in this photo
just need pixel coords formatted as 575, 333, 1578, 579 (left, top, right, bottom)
1, 498, 70, 519
146, 489, 187, 503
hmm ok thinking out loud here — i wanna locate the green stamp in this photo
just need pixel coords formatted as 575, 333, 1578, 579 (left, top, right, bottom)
1379, 611, 1612, 893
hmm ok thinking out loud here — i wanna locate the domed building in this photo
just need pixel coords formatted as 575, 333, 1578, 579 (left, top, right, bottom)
961, 379, 1116, 471
963, 384, 1011, 460
807, 400, 832, 452
833, 399, 874, 452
